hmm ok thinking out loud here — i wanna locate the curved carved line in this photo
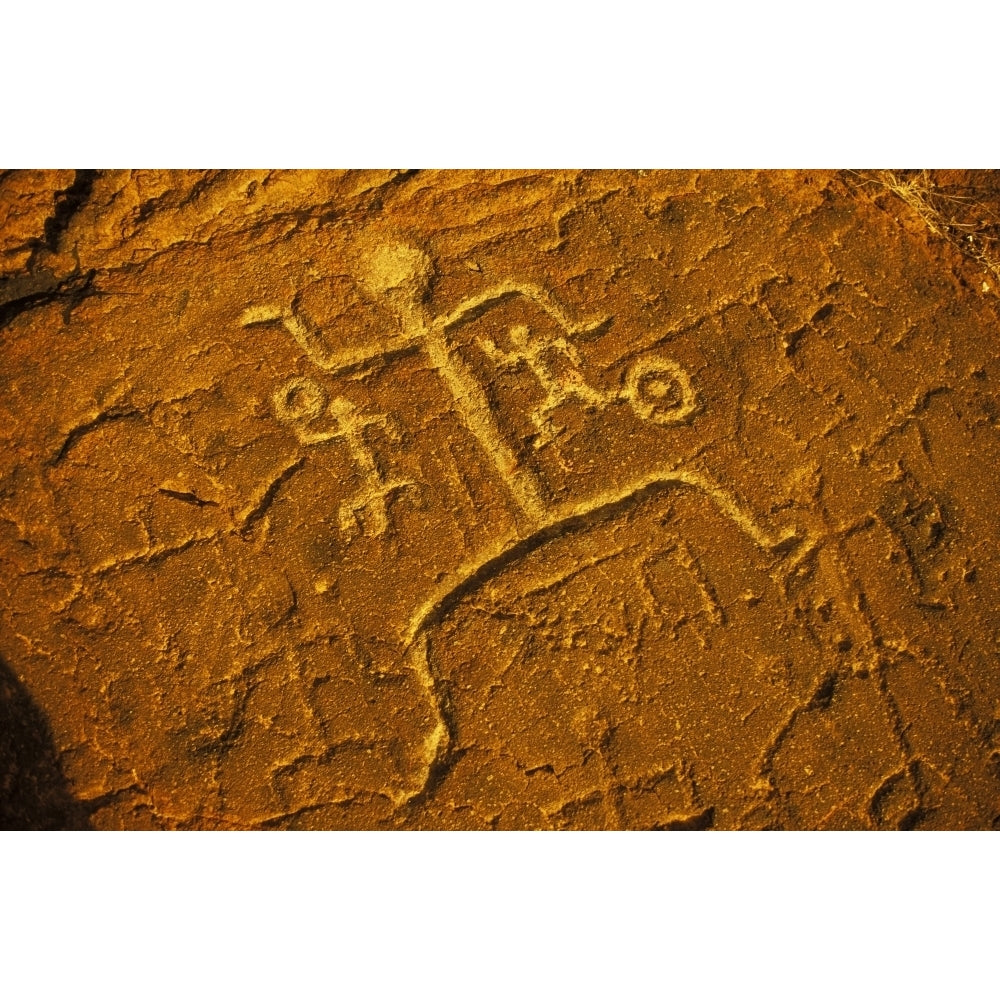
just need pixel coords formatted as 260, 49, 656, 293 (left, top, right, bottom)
436, 282, 609, 338
240, 304, 423, 378
405, 469, 804, 644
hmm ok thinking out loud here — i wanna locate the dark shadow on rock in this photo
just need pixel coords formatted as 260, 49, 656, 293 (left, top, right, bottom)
0, 655, 91, 830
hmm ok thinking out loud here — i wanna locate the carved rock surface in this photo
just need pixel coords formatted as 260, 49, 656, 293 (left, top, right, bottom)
2, 168, 999, 829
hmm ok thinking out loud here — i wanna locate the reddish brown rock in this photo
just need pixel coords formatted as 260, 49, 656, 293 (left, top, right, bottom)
2, 169, 999, 829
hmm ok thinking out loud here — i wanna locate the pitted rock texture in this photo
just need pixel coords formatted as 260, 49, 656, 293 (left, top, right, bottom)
1, 168, 999, 829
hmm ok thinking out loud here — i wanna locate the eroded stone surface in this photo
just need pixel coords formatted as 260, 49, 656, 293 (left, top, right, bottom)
2, 169, 999, 829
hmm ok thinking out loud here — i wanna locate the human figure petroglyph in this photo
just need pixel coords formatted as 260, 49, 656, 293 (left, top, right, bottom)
243, 241, 810, 804
243, 245, 604, 526
245, 242, 805, 613
481, 325, 700, 445
325, 397, 416, 540
481, 323, 608, 448
265, 372, 414, 541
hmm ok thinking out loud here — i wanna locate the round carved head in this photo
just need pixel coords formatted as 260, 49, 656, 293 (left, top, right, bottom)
356, 242, 435, 309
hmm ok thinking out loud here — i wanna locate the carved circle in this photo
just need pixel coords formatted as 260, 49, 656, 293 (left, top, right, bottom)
623, 356, 699, 425
273, 377, 327, 423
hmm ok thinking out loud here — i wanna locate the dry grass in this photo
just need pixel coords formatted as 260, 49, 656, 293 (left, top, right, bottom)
848, 169, 1000, 287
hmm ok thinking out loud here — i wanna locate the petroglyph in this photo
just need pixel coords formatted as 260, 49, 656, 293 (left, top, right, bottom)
235, 243, 816, 805
267, 373, 414, 541
255, 242, 798, 553
622, 355, 700, 425
480, 323, 608, 448
241, 241, 813, 803
272, 376, 328, 426
405, 466, 803, 645
240, 303, 421, 376
6, 170, 1000, 830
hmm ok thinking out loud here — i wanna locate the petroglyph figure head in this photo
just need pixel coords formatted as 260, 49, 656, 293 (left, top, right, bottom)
273, 376, 327, 423
509, 324, 530, 350
329, 395, 357, 423
357, 242, 435, 309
